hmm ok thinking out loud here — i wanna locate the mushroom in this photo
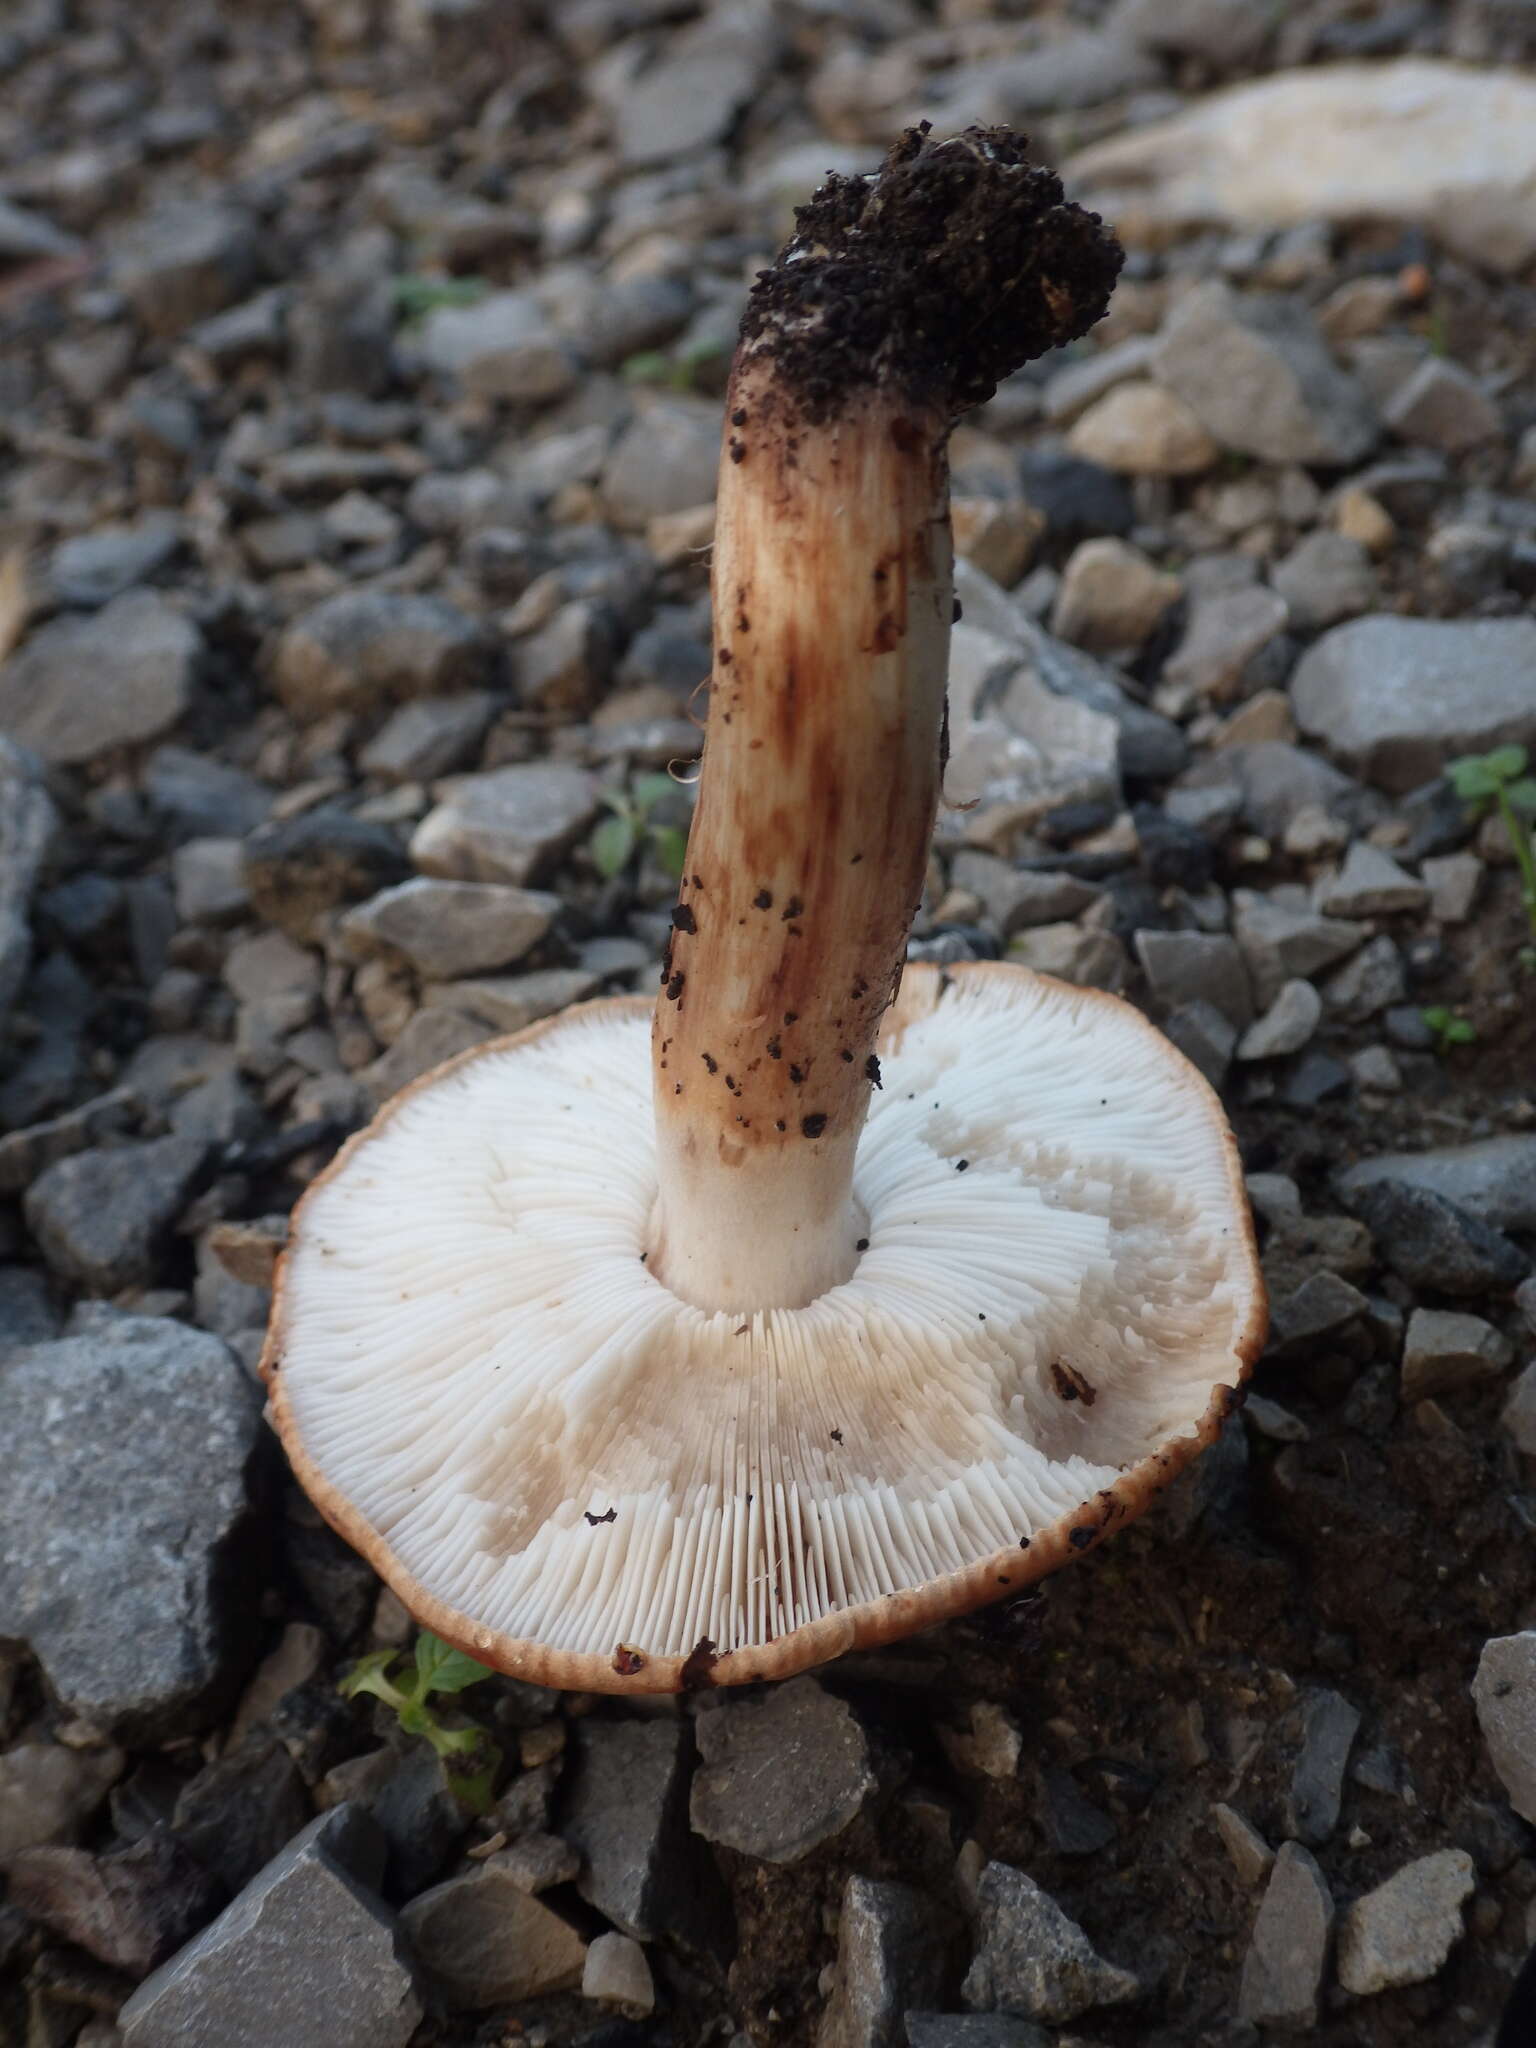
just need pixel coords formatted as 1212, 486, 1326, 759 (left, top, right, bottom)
263, 126, 1266, 1693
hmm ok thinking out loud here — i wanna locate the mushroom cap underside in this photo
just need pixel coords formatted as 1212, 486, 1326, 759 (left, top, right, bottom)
264, 962, 1266, 1692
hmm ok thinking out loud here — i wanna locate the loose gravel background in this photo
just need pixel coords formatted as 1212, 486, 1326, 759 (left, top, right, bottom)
2, 2, 1535, 2045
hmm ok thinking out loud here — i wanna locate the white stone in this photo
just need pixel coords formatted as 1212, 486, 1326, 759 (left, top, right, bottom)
1066, 382, 1218, 476
582, 1933, 655, 2015
1337, 1849, 1476, 1996
1066, 61, 1536, 274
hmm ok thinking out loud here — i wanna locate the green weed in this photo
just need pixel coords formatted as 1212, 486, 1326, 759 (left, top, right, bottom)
340, 1630, 498, 1812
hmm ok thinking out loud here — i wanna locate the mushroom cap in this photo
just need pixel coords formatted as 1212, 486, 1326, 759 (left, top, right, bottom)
264, 962, 1265, 1692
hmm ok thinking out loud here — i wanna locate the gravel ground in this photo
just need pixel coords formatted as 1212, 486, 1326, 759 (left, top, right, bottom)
2, 2, 1535, 2045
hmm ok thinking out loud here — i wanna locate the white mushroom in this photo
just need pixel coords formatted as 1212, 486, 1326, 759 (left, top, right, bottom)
264, 126, 1265, 1692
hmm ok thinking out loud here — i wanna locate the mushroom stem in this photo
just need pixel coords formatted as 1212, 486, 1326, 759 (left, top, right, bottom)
649, 372, 951, 1311
648, 124, 1122, 1314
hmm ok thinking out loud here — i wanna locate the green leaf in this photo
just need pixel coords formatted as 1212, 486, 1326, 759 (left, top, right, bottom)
391, 274, 489, 322
1420, 1005, 1451, 1032
649, 824, 689, 880
591, 812, 637, 878
1446, 758, 1500, 801
421, 1719, 487, 1759
630, 771, 678, 819
621, 350, 670, 385
338, 1651, 406, 1710
1504, 777, 1536, 818
446, 1763, 498, 1816
1481, 743, 1529, 783
1444, 1018, 1477, 1045
414, 1631, 494, 1697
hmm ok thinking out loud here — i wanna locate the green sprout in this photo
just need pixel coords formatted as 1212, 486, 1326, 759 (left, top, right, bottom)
340, 1631, 498, 1811
1420, 1005, 1477, 1057
590, 770, 689, 882
620, 337, 730, 394
1446, 745, 1536, 968
392, 274, 490, 325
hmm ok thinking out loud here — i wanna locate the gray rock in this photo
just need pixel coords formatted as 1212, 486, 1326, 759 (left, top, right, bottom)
1321, 932, 1406, 1022
1237, 1841, 1334, 2028
1337, 1849, 1477, 1995
1049, 537, 1179, 654
1402, 1308, 1514, 1403
173, 838, 250, 925
1236, 978, 1321, 1061
0, 740, 57, 1025
1153, 281, 1377, 465
948, 854, 1099, 936
1318, 842, 1428, 918
603, 400, 721, 527
0, 1087, 141, 1197
1110, 0, 1270, 64
318, 1743, 466, 1898
1292, 615, 1536, 792
244, 811, 410, 944
497, 1831, 580, 1894
906, 2020, 1048, 2048
691, 1677, 879, 1865
561, 1716, 725, 1957
359, 1009, 492, 1105
1382, 357, 1501, 453
0, 591, 201, 765
421, 966, 601, 1032
9, 1828, 223, 1975
173, 1738, 311, 1896
119, 1807, 421, 2048
562, 274, 696, 373
1421, 851, 1482, 924
25, 1135, 210, 1291
1161, 586, 1288, 702
358, 694, 495, 783
816, 1876, 947, 2048
411, 763, 598, 886
0, 1267, 60, 1364
145, 746, 273, 841
943, 625, 1121, 836
1504, 1363, 1536, 1458
0, 194, 80, 260
419, 288, 575, 402
0, 1316, 263, 1737
582, 1930, 655, 2014
112, 199, 259, 338
273, 592, 489, 720
400, 1855, 587, 2007
1337, 1136, 1536, 1234
1161, 999, 1237, 1088
339, 879, 558, 981
1006, 924, 1127, 992
0, 1744, 124, 1870
1285, 1688, 1360, 1846
512, 599, 616, 716
1270, 529, 1376, 631
961, 1863, 1138, 2022
1348, 1181, 1529, 1298
1133, 930, 1253, 1030
1267, 1272, 1369, 1355
50, 513, 181, 609
951, 561, 1185, 783
1185, 740, 1363, 842
616, 0, 781, 166
1231, 889, 1367, 1010
1473, 1632, 1536, 1825
1211, 1803, 1275, 1887
1041, 335, 1159, 425
188, 287, 289, 367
